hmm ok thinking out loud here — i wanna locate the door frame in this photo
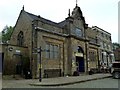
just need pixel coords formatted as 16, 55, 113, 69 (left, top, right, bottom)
75, 46, 85, 72
76, 56, 85, 72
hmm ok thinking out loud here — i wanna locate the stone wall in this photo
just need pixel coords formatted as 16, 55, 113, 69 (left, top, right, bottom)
1, 44, 28, 75
88, 46, 98, 68
9, 10, 32, 61
9, 10, 33, 75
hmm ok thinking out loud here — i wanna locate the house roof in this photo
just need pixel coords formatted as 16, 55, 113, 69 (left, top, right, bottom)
92, 26, 111, 35
58, 20, 67, 27
22, 5, 86, 29
25, 11, 63, 28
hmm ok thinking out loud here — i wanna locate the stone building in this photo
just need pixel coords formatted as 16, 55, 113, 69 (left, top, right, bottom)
86, 27, 100, 72
9, 5, 91, 78
2, 5, 113, 78
92, 26, 114, 67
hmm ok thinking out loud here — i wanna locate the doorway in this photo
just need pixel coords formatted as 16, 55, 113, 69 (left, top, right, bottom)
13, 54, 22, 74
76, 56, 85, 72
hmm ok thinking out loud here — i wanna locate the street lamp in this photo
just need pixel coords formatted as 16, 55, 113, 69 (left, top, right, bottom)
33, 46, 51, 82
33, 47, 42, 82
37, 47, 42, 82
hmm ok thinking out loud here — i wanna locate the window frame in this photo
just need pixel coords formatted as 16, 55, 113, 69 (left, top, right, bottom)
45, 43, 60, 60
75, 28, 82, 37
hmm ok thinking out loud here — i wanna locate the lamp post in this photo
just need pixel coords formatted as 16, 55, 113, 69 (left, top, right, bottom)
33, 46, 52, 81
37, 47, 42, 82
33, 47, 42, 82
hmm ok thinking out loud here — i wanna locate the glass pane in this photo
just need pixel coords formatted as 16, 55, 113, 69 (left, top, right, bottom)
50, 44, 54, 59
54, 45, 58, 51
46, 44, 50, 58
54, 45, 59, 59
76, 28, 82, 37
54, 52, 58, 59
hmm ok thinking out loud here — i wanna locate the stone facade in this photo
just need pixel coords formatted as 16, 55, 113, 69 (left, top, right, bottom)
3, 5, 113, 78
92, 26, 114, 68
86, 27, 100, 72
1, 44, 28, 75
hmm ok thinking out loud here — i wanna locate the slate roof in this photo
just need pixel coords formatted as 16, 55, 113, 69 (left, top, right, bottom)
92, 26, 111, 35
25, 11, 63, 28
58, 20, 67, 27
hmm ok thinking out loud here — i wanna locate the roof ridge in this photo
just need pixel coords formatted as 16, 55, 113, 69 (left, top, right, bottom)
25, 11, 62, 27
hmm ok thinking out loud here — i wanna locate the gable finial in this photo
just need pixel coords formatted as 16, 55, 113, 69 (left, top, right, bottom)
76, 0, 78, 6
22, 5, 24, 10
68, 9, 70, 17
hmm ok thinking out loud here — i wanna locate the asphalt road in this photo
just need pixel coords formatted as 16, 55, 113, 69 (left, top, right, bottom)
61, 78, 119, 88
0, 73, 2, 90
2, 78, 120, 88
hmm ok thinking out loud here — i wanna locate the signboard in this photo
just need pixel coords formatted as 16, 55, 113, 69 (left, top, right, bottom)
75, 53, 83, 57
15, 50, 21, 54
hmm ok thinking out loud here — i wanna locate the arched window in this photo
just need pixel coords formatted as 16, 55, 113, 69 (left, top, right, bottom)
17, 31, 24, 46
77, 46, 84, 53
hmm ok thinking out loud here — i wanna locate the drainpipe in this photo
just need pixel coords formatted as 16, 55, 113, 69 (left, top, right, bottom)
84, 25, 88, 74
31, 20, 38, 78
31, 22, 34, 78
85, 41, 88, 73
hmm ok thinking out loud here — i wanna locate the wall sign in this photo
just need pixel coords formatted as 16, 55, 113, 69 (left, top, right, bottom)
75, 53, 83, 57
15, 50, 21, 54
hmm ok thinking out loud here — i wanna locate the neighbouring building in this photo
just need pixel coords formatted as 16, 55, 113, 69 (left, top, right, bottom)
2, 5, 114, 78
113, 43, 120, 61
92, 26, 114, 67
113, 47, 120, 61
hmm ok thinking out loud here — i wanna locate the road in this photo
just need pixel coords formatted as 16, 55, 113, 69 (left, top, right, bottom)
61, 78, 119, 88
0, 73, 2, 90
2, 78, 120, 88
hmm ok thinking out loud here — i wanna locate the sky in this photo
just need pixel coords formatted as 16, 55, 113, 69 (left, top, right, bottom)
0, 0, 119, 43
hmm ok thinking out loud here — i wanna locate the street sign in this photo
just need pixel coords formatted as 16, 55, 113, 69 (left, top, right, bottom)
15, 50, 21, 54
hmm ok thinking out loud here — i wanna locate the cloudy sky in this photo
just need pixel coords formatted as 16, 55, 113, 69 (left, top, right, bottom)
0, 0, 119, 42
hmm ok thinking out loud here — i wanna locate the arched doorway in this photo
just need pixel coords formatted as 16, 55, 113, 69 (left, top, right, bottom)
75, 46, 85, 72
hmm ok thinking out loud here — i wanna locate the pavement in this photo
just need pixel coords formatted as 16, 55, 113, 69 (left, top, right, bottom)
29, 73, 112, 86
